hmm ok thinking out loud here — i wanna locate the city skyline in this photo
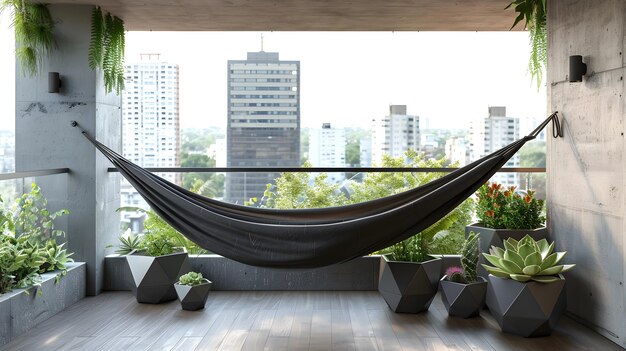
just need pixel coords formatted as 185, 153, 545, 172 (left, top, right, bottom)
0, 23, 547, 132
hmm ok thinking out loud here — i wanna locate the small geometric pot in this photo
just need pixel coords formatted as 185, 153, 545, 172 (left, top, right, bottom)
378, 255, 442, 313
174, 280, 212, 311
465, 223, 549, 278
440, 276, 487, 318
486, 274, 567, 337
126, 251, 189, 304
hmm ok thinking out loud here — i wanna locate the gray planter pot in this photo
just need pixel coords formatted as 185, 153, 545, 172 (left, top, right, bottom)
440, 277, 487, 318
486, 274, 567, 337
378, 255, 442, 313
126, 251, 190, 304
465, 223, 549, 278
174, 280, 212, 311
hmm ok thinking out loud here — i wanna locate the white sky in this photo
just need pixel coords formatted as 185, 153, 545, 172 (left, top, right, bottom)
1, 10, 546, 132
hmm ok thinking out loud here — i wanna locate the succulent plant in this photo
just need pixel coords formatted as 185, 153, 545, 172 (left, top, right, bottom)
445, 266, 466, 283
178, 272, 208, 286
482, 235, 575, 283
461, 231, 480, 283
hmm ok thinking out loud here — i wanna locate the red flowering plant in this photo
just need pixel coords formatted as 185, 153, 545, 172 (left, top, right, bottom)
475, 181, 545, 229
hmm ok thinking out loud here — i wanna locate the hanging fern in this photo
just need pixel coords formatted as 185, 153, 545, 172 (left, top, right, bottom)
506, 0, 547, 89
88, 7, 125, 95
1, 1, 55, 76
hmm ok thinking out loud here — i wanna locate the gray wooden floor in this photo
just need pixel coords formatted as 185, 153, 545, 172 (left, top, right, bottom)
1, 291, 622, 351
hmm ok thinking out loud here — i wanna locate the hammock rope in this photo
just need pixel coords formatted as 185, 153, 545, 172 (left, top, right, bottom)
71, 112, 561, 268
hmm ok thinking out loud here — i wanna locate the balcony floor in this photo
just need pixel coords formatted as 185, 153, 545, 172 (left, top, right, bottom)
1, 291, 621, 351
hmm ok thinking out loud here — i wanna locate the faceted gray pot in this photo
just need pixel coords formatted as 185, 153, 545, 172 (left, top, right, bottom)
466, 223, 549, 278
486, 274, 567, 337
126, 251, 190, 304
174, 280, 212, 311
378, 255, 442, 313
440, 276, 487, 318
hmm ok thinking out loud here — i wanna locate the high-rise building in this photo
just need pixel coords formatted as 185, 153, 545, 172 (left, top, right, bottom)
226, 51, 300, 204
445, 137, 469, 166
121, 55, 180, 208
359, 137, 372, 167
371, 105, 420, 165
309, 123, 346, 183
470, 106, 520, 187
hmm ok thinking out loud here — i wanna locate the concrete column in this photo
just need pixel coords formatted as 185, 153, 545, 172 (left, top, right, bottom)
547, 0, 625, 347
15, 5, 121, 296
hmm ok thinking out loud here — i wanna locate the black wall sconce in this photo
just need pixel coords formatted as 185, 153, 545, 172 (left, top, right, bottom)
48, 72, 62, 93
569, 55, 587, 82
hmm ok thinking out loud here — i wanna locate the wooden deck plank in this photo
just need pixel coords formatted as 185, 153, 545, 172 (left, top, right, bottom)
0, 291, 622, 351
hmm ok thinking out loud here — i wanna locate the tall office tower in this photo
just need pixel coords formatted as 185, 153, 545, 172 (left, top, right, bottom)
226, 51, 300, 204
371, 105, 420, 166
470, 106, 520, 187
309, 123, 346, 183
359, 137, 372, 167
121, 55, 180, 208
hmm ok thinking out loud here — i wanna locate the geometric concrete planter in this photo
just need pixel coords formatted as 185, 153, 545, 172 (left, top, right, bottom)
126, 251, 190, 304
486, 274, 567, 337
440, 276, 487, 318
378, 255, 442, 313
466, 223, 549, 278
0, 262, 86, 348
174, 280, 212, 311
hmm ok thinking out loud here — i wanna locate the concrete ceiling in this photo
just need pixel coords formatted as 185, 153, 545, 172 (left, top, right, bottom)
45, 0, 523, 31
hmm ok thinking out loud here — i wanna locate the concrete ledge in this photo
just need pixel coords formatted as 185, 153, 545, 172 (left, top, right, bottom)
104, 254, 461, 292
0, 262, 86, 347
105, 255, 381, 291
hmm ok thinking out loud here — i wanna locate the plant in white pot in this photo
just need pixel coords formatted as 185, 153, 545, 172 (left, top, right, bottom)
440, 231, 487, 318
482, 235, 575, 337
467, 181, 548, 278
378, 233, 442, 313
174, 272, 212, 311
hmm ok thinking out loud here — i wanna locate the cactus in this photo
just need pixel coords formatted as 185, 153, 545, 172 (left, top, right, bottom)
482, 235, 575, 283
461, 231, 480, 283
445, 266, 466, 283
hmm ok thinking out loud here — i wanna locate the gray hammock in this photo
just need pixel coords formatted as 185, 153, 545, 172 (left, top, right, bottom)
72, 112, 560, 268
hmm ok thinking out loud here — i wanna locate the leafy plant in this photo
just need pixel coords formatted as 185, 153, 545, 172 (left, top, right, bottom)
384, 232, 429, 263
506, 0, 547, 88
475, 182, 545, 229
13, 183, 69, 241
89, 6, 125, 95
39, 239, 74, 273
177, 272, 208, 286
429, 231, 464, 254
115, 233, 142, 255
5, 234, 46, 289
0, 0, 55, 76
482, 235, 575, 283
140, 232, 178, 257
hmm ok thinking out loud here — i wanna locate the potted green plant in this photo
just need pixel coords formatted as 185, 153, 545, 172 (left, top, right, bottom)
439, 231, 487, 318
124, 231, 189, 304
482, 235, 575, 337
467, 181, 548, 278
378, 233, 442, 313
174, 272, 212, 311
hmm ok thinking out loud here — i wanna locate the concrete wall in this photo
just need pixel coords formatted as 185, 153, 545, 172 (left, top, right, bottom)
15, 5, 121, 296
547, 0, 625, 347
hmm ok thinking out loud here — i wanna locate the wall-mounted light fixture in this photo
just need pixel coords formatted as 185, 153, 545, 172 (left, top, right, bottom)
569, 55, 587, 82
48, 72, 62, 93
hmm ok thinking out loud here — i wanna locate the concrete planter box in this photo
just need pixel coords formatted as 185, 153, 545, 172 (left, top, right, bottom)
465, 223, 549, 278
106, 254, 381, 291
486, 274, 567, 337
0, 262, 86, 347
126, 251, 190, 304
440, 276, 487, 318
378, 255, 442, 313
175, 280, 212, 311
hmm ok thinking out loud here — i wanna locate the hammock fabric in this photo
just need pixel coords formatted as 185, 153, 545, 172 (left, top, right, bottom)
73, 112, 561, 268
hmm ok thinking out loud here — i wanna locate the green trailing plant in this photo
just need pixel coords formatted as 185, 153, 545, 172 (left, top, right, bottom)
13, 183, 69, 241
177, 272, 208, 286
89, 6, 125, 95
0, 0, 56, 76
506, 0, 547, 88
482, 235, 575, 283
475, 182, 545, 230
